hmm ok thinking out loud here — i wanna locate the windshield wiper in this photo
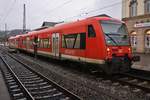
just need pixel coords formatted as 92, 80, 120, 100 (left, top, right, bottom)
105, 33, 118, 45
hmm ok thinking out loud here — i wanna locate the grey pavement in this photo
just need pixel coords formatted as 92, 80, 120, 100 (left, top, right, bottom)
132, 53, 150, 71
0, 70, 11, 100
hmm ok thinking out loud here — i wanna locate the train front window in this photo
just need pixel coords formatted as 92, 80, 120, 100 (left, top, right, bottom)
100, 20, 129, 46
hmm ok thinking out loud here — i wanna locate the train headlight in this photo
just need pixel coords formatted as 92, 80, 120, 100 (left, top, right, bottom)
128, 48, 131, 53
107, 48, 110, 52
107, 47, 111, 56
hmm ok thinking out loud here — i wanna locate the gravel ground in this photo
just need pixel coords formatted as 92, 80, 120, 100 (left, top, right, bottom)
7, 52, 150, 100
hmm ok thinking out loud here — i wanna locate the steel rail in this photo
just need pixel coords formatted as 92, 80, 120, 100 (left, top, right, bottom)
0, 55, 34, 100
112, 72, 150, 93
6, 53, 81, 100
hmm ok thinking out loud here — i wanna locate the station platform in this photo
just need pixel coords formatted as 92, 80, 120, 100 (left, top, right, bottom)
0, 70, 11, 100
132, 53, 150, 71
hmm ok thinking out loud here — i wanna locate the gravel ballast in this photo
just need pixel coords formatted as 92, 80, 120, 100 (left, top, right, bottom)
10, 52, 150, 100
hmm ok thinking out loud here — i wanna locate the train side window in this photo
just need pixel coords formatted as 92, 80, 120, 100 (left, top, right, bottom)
62, 33, 86, 49
34, 37, 38, 43
88, 25, 96, 37
43, 38, 49, 48
40, 39, 43, 48
64, 34, 77, 49
80, 33, 86, 49
39, 38, 50, 48
62, 35, 66, 48
23, 39, 26, 45
30, 39, 33, 46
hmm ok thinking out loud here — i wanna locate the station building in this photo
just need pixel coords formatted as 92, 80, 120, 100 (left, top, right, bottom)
122, 0, 150, 53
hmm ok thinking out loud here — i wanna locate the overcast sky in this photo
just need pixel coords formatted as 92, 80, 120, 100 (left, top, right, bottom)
0, 0, 122, 30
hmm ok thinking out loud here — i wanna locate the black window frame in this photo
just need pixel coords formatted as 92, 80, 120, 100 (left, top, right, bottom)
63, 34, 77, 49
88, 25, 96, 38
62, 33, 86, 49
80, 33, 86, 49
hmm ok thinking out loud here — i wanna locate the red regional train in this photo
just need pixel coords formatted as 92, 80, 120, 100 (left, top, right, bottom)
8, 15, 140, 74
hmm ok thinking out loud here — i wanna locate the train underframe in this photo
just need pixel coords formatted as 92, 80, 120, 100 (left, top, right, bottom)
102, 55, 140, 75
8, 47, 18, 53
103, 55, 132, 75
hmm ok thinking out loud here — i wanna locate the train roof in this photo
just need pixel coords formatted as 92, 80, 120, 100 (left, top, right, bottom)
9, 36, 16, 39
9, 16, 124, 39
8, 33, 29, 40
31, 16, 123, 32
53, 16, 124, 30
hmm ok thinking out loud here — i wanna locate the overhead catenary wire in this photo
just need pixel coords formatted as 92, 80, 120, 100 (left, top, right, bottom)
48, 0, 73, 14
62, 0, 124, 21
0, 0, 16, 24
41, 0, 73, 23
0, 0, 124, 30
0, 0, 73, 30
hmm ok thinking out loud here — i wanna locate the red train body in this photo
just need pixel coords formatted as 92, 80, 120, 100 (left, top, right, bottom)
8, 16, 139, 74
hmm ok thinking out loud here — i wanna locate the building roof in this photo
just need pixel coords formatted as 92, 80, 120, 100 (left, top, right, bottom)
41, 21, 58, 27
93, 14, 111, 18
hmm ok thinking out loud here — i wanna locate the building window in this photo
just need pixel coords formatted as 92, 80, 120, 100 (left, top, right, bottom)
130, 31, 137, 47
145, 0, 150, 14
145, 30, 150, 48
129, 0, 137, 17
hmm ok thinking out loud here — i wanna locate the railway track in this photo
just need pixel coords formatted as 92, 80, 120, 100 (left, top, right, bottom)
1, 46, 150, 99
88, 68, 150, 94
0, 53, 81, 100
12, 50, 150, 94
112, 70, 150, 93
0, 56, 34, 100
12, 51, 150, 94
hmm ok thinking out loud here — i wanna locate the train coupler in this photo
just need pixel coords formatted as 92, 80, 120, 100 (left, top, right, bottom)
132, 56, 140, 62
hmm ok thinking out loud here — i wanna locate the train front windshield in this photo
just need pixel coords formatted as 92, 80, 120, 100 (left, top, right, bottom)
100, 20, 130, 46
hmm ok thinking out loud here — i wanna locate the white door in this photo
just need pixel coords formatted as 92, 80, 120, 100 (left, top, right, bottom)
52, 33, 59, 57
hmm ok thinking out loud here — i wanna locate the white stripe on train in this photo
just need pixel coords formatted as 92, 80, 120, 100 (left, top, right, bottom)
20, 48, 105, 64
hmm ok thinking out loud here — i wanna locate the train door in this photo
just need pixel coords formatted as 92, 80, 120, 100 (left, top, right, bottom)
26, 37, 30, 50
52, 33, 59, 57
18, 38, 21, 49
